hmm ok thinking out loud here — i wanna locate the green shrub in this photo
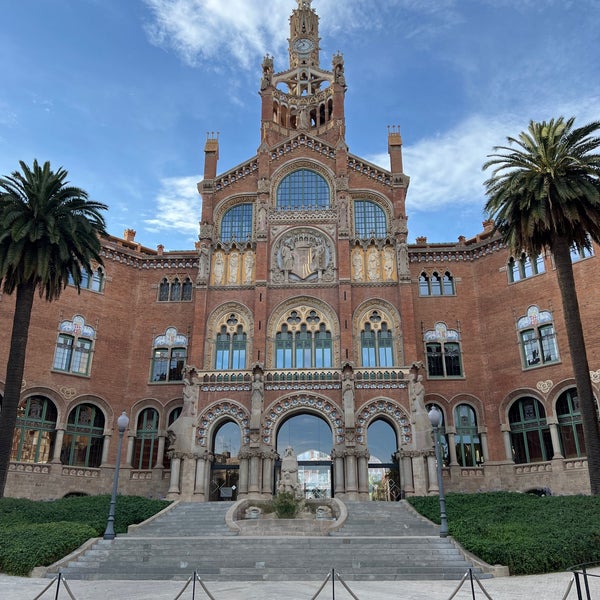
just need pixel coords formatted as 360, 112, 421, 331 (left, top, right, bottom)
0, 495, 171, 576
407, 492, 600, 575
0, 522, 97, 576
272, 492, 302, 518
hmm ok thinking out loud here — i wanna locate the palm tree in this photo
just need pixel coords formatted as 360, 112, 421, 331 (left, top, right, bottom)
0, 160, 107, 497
483, 117, 600, 495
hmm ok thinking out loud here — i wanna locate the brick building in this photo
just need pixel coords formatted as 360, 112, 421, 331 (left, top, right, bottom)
2, 0, 599, 501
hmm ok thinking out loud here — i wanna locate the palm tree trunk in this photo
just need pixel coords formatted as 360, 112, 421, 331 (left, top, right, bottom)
554, 236, 600, 495
0, 281, 36, 497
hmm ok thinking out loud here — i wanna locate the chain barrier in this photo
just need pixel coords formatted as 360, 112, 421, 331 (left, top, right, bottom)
34, 566, 600, 600
32, 572, 78, 600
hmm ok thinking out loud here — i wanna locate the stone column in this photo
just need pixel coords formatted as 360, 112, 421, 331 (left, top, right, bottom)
238, 450, 250, 497
427, 454, 439, 493
356, 448, 370, 499
125, 435, 134, 468
411, 452, 430, 496
248, 451, 262, 497
479, 428, 489, 462
261, 448, 277, 496
154, 435, 166, 469
332, 448, 345, 497
502, 426, 514, 462
344, 450, 358, 499
101, 434, 111, 466
167, 454, 181, 496
547, 419, 564, 459
51, 429, 65, 463
446, 429, 459, 466
400, 452, 414, 496
194, 453, 211, 499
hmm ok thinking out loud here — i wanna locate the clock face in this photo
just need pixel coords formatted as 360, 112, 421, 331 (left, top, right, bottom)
294, 38, 314, 54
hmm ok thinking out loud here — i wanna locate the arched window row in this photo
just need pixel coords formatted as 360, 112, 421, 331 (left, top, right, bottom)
275, 308, 333, 369
272, 98, 334, 130
570, 239, 594, 262
68, 266, 105, 293
10, 397, 184, 471
158, 277, 193, 302
508, 253, 545, 283
419, 271, 455, 296
215, 313, 248, 370
517, 306, 559, 369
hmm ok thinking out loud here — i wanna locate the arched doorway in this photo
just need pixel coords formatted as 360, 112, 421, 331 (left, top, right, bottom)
210, 420, 241, 501
276, 413, 333, 498
367, 419, 400, 501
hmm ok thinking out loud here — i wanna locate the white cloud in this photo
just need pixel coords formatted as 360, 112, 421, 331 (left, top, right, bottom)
366, 114, 521, 213
143, 175, 202, 241
141, 0, 460, 69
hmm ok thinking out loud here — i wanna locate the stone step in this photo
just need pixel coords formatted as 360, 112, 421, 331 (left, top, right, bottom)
54, 500, 488, 581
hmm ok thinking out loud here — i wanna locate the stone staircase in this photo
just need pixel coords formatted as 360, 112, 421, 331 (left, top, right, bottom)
53, 501, 489, 581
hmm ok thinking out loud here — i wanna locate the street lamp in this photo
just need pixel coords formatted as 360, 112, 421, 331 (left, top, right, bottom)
428, 405, 449, 538
103, 411, 129, 540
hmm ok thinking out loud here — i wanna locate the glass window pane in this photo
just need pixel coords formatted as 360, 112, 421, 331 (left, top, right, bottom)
354, 200, 387, 238
53, 335, 73, 371
426, 343, 443, 376
72, 339, 92, 375
221, 203, 253, 242
444, 343, 462, 376
521, 329, 540, 366
277, 170, 330, 211
539, 325, 558, 363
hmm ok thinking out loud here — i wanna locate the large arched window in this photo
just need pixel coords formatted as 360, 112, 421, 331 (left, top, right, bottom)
454, 404, 483, 467
354, 200, 387, 238
163, 406, 183, 470
360, 311, 394, 367
277, 412, 332, 498
509, 397, 553, 464
275, 311, 332, 369
61, 403, 105, 468
276, 169, 330, 211
11, 396, 57, 463
556, 389, 586, 458
367, 419, 400, 501
215, 316, 247, 370
133, 408, 160, 469
220, 204, 253, 242
210, 420, 241, 501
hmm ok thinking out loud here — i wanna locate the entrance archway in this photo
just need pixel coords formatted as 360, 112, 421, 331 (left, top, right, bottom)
276, 412, 333, 498
367, 418, 400, 501
210, 420, 241, 501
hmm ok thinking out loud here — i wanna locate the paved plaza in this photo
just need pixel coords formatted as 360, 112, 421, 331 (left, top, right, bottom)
1, 568, 598, 600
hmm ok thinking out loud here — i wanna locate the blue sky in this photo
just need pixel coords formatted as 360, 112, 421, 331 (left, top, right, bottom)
1, 0, 599, 251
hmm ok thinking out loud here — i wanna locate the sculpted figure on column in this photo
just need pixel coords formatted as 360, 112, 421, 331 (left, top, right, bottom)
408, 364, 432, 450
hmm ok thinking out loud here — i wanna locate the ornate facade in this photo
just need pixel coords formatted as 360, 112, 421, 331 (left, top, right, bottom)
2, 0, 599, 501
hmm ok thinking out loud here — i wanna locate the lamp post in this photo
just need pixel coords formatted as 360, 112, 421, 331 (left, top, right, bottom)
428, 405, 449, 538
103, 411, 129, 540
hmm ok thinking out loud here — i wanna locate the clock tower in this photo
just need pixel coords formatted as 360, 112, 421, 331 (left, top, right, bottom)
259, 0, 347, 146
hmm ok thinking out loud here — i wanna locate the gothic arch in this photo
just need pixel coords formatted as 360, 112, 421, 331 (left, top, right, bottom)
448, 393, 484, 427
498, 388, 547, 427
353, 299, 404, 367
204, 302, 255, 370
263, 393, 343, 447
349, 191, 394, 232
213, 194, 257, 233
270, 159, 336, 207
266, 295, 341, 368
21, 386, 68, 426
64, 394, 114, 435
197, 400, 250, 449
355, 398, 411, 446
130, 398, 166, 429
